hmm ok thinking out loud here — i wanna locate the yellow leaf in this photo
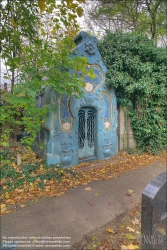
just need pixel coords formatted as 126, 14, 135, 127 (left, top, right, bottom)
20, 204, 26, 208
120, 245, 129, 250
38, 0, 46, 12
85, 187, 92, 191
94, 192, 98, 196
3, 75, 9, 79
125, 234, 136, 240
51, 29, 56, 34
5, 192, 10, 199
128, 189, 135, 195
106, 228, 114, 233
127, 244, 136, 249
127, 226, 135, 232
1, 204, 6, 211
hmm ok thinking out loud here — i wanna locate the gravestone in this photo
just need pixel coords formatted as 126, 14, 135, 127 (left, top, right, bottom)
141, 172, 167, 249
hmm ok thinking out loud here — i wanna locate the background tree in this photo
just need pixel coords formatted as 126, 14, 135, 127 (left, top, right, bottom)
83, 0, 167, 46
0, 0, 91, 147
98, 31, 166, 154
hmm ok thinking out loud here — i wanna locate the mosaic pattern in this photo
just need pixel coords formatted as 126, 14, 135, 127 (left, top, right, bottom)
84, 41, 95, 56
59, 95, 73, 132
100, 92, 112, 130
84, 64, 104, 93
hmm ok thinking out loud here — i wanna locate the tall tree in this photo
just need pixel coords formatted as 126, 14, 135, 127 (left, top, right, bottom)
0, 0, 91, 147
83, 0, 167, 45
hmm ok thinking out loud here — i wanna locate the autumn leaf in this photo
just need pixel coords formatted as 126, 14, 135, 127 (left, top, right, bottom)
126, 189, 135, 196
121, 245, 139, 250
94, 192, 98, 196
20, 204, 26, 208
127, 226, 135, 232
51, 29, 56, 34
38, 0, 46, 12
127, 244, 138, 249
1, 204, 7, 212
106, 228, 114, 233
125, 234, 136, 240
88, 202, 93, 207
128, 189, 134, 195
85, 187, 92, 191
131, 218, 140, 225
76, 6, 83, 17
120, 245, 129, 250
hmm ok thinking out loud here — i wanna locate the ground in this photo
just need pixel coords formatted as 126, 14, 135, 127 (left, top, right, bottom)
0, 147, 166, 250
71, 204, 141, 250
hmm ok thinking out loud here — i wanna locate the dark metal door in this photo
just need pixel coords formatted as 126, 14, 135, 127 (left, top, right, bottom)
78, 108, 95, 159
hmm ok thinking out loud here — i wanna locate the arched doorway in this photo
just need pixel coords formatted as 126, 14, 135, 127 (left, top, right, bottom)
78, 107, 96, 160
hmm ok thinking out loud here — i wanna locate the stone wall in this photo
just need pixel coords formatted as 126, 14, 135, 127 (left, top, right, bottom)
117, 106, 136, 150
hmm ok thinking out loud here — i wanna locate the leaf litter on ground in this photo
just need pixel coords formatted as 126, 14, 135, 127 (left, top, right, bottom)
71, 204, 141, 250
0, 146, 166, 216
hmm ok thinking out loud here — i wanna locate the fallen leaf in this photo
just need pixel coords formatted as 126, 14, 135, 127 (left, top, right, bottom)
127, 189, 135, 196
1, 204, 7, 212
94, 192, 98, 196
88, 202, 93, 207
133, 245, 140, 249
106, 228, 114, 233
121, 244, 137, 250
127, 226, 135, 232
132, 218, 140, 225
125, 234, 136, 240
127, 243, 137, 249
20, 204, 26, 208
120, 245, 129, 250
85, 187, 92, 191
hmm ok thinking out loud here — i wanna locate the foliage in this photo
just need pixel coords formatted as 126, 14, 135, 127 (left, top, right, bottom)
0, 147, 76, 196
98, 32, 167, 154
83, 0, 167, 46
0, 0, 89, 147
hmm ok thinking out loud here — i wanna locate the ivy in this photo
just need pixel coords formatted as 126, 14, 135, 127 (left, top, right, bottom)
98, 32, 166, 154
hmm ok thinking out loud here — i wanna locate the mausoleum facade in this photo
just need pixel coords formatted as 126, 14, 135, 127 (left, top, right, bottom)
33, 31, 118, 167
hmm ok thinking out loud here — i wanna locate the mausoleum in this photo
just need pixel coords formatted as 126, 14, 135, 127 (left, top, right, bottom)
33, 31, 118, 167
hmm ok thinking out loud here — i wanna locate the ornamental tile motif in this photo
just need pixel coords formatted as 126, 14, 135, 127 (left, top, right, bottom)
84, 41, 95, 56
100, 92, 112, 130
59, 95, 73, 132
84, 64, 104, 93
85, 82, 93, 92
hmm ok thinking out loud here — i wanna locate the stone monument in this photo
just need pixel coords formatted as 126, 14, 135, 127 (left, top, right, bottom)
141, 172, 167, 249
